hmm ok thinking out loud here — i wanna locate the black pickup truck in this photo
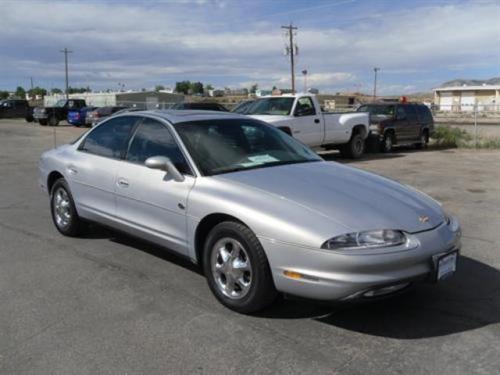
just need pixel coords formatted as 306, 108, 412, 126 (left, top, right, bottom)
33, 98, 86, 126
0, 99, 33, 121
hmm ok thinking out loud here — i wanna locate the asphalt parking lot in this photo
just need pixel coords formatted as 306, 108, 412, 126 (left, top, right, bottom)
1, 119, 499, 375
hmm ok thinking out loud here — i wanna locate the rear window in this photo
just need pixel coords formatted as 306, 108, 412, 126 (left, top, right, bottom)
357, 105, 395, 117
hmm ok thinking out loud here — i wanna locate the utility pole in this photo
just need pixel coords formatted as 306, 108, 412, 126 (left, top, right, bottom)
30, 77, 34, 100
373, 67, 380, 101
282, 24, 298, 94
60, 48, 73, 99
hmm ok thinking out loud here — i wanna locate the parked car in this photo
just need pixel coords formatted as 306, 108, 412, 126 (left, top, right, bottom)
67, 106, 97, 127
39, 111, 461, 313
0, 99, 33, 121
357, 102, 435, 152
231, 100, 256, 114
33, 99, 87, 126
85, 106, 128, 126
246, 94, 370, 158
171, 102, 229, 111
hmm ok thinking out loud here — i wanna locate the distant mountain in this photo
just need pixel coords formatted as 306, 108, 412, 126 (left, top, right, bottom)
440, 77, 500, 87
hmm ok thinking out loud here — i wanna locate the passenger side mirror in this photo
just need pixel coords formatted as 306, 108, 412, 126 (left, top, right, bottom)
145, 156, 185, 182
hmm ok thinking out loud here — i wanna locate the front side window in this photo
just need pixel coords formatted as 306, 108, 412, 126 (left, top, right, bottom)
79, 116, 137, 158
294, 97, 316, 116
396, 106, 407, 120
127, 118, 191, 174
244, 97, 295, 116
174, 119, 321, 176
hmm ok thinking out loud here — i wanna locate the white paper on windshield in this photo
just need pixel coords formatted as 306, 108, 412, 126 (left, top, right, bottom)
239, 154, 279, 168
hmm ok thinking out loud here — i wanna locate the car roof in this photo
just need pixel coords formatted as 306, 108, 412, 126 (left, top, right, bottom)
120, 109, 248, 124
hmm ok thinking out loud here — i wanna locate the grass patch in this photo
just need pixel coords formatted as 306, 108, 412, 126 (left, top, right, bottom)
431, 126, 471, 148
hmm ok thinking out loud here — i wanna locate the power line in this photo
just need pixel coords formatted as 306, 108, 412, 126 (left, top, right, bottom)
281, 24, 298, 94
59, 48, 73, 99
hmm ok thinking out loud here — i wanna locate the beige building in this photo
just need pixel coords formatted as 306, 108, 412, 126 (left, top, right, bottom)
434, 85, 500, 112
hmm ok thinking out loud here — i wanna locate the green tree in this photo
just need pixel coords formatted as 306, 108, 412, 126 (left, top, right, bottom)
206, 84, 214, 91
29, 86, 48, 97
155, 85, 165, 92
175, 81, 191, 94
0, 91, 9, 100
190, 81, 204, 95
51, 88, 63, 94
250, 84, 258, 94
68, 86, 90, 94
15, 86, 26, 98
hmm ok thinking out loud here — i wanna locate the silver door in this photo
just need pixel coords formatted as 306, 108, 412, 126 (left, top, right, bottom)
115, 117, 195, 254
69, 116, 138, 221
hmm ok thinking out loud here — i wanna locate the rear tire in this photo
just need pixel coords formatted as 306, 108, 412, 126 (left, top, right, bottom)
415, 130, 428, 149
339, 133, 365, 159
50, 178, 85, 237
203, 221, 277, 313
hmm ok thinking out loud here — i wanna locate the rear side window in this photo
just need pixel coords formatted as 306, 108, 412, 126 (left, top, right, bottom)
126, 118, 191, 175
416, 105, 433, 123
405, 105, 418, 122
79, 116, 137, 158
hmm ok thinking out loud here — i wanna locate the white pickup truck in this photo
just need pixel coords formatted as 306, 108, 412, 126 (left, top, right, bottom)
245, 94, 369, 158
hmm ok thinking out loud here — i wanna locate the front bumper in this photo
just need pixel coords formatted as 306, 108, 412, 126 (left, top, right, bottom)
260, 220, 461, 301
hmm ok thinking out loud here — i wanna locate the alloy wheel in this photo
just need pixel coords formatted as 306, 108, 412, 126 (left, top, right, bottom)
211, 237, 252, 300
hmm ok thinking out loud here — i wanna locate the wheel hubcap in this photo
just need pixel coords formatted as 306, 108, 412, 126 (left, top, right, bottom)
53, 188, 71, 228
354, 138, 363, 154
385, 137, 392, 150
211, 238, 252, 300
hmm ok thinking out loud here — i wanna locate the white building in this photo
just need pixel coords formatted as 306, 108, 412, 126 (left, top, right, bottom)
433, 85, 500, 112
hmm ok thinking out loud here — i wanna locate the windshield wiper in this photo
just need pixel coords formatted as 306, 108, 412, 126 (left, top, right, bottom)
211, 159, 319, 176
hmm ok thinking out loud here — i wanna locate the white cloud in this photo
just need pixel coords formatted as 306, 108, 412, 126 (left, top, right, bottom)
0, 0, 498, 93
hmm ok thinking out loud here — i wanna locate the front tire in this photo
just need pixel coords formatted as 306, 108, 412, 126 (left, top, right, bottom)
415, 130, 428, 149
50, 178, 85, 237
48, 116, 59, 126
381, 132, 395, 153
203, 221, 277, 313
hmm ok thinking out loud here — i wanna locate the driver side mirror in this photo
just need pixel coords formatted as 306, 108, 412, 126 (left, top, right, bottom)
295, 107, 315, 117
145, 156, 185, 182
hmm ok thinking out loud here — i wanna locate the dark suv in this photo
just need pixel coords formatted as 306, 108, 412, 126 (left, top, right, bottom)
0, 99, 33, 121
33, 99, 87, 126
357, 103, 434, 152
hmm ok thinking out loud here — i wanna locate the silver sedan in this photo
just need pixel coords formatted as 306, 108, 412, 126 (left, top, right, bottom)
39, 111, 461, 313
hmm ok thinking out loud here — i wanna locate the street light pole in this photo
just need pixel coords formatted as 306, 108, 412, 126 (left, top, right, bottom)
60, 48, 73, 99
373, 67, 380, 101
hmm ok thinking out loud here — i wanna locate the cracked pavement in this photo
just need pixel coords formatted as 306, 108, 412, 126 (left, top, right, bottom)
0, 119, 499, 374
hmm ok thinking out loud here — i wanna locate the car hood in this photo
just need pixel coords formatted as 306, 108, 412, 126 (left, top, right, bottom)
216, 161, 444, 234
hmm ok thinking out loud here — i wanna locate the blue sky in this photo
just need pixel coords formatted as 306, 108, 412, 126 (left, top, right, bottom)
1, 0, 499, 94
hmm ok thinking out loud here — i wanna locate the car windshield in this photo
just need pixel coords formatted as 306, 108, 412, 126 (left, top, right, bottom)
231, 100, 255, 114
174, 119, 321, 176
244, 97, 295, 116
55, 100, 67, 107
358, 105, 395, 117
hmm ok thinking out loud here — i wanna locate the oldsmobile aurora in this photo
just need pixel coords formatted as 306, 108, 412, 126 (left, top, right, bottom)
39, 111, 461, 313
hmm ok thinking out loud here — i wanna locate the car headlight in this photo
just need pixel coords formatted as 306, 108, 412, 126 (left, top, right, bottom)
321, 229, 407, 250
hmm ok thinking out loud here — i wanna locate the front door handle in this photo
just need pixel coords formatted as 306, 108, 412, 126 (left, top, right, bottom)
117, 178, 129, 188
314, 118, 320, 124
67, 165, 78, 175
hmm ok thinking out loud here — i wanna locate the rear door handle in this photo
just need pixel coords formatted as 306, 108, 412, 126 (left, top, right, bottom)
117, 178, 129, 188
314, 118, 320, 124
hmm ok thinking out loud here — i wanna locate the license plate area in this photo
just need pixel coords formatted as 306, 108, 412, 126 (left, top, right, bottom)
434, 251, 458, 281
